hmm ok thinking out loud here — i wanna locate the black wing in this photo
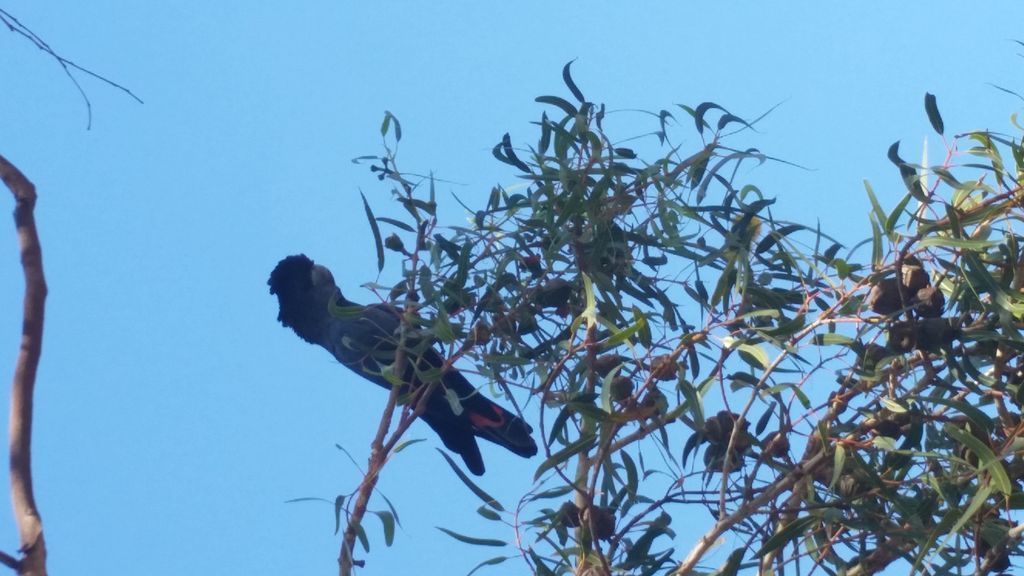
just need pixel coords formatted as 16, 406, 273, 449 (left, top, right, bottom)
324, 303, 536, 475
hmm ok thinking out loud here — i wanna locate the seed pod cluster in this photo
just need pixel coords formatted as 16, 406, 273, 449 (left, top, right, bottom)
866, 264, 944, 317
556, 502, 616, 541
764, 432, 790, 458
867, 263, 961, 353
588, 506, 616, 541
609, 377, 634, 402
522, 254, 544, 278
534, 279, 574, 309
557, 501, 581, 528
702, 411, 749, 447
650, 354, 679, 381
887, 317, 960, 353
702, 411, 751, 471
591, 354, 624, 376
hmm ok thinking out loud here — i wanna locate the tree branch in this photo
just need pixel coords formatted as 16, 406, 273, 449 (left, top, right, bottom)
339, 202, 432, 575
673, 450, 826, 576
0, 8, 143, 129
0, 551, 18, 570
337, 370, 403, 576
0, 154, 47, 576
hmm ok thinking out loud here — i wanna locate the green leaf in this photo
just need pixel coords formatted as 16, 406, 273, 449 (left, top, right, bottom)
679, 377, 705, 429
756, 515, 817, 556
943, 424, 1011, 495
812, 333, 854, 346
917, 236, 998, 250
601, 312, 648, 350
963, 251, 1024, 318
372, 510, 396, 546
351, 521, 370, 553
693, 102, 726, 135
717, 113, 752, 133
437, 449, 505, 511
599, 367, 617, 413
911, 508, 958, 573
624, 511, 672, 567
621, 451, 639, 496
360, 191, 385, 272
381, 110, 402, 141
682, 431, 701, 467
880, 397, 908, 414
864, 180, 886, 230
436, 526, 507, 547
950, 483, 993, 535
476, 505, 501, 521
762, 313, 806, 338
493, 133, 531, 173
884, 192, 912, 233
334, 494, 346, 535
873, 436, 897, 450
454, 241, 472, 289
580, 273, 597, 329
830, 445, 845, 489
393, 438, 426, 453
870, 219, 882, 269
524, 485, 573, 502
714, 548, 746, 576
444, 388, 464, 416
376, 216, 415, 232
754, 410, 772, 436
535, 95, 577, 117
562, 59, 585, 103
466, 556, 511, 576
538, 111, 551, 154
924, 93, 944, 135
755, 224, 805, 255
736, 343, 769, 370
378, 492, 402, 528
534, 433, 597, 481
887, 141, 928, 201
1009, 492, 1024, 509
528, 549, 558, 576
283, 497, 333, 504
433, 312, 456, 344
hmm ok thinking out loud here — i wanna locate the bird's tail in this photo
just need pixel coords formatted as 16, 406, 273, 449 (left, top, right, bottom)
465, 399, 538, 459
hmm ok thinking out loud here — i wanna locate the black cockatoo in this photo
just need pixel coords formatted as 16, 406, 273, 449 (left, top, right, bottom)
268, 254, 537, 475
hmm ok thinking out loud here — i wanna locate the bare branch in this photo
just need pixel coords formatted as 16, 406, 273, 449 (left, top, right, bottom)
0, 8, 143, 129
0, 551, 18, 571
0, 154, 47, 575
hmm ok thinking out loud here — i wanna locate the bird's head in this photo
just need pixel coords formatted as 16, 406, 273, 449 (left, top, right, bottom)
268, 254, 342, 344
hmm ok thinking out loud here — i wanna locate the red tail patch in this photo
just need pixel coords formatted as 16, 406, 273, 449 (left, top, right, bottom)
468, 404, 507, 429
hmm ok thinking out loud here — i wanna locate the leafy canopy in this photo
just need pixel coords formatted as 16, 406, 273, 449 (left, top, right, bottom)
339, 64, 1024, 576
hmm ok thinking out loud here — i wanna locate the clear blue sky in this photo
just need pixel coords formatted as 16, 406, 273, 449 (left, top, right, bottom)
1, 2, 1022, 574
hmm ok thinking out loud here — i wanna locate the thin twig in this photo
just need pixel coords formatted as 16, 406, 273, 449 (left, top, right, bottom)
0, 8, 143, 129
